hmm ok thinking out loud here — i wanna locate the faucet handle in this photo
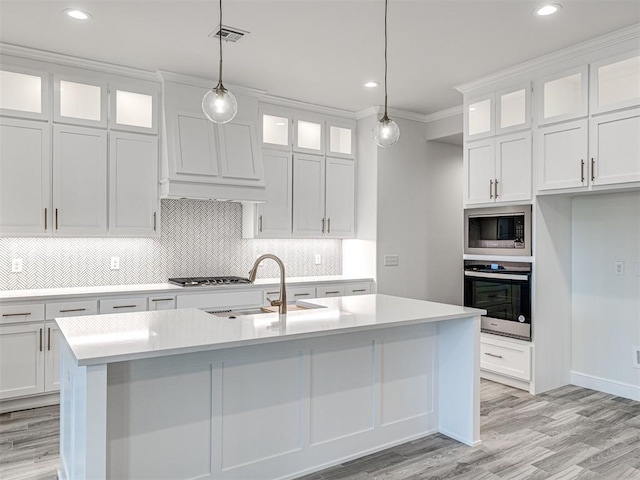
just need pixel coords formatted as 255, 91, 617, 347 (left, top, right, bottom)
270, 299, 283, 307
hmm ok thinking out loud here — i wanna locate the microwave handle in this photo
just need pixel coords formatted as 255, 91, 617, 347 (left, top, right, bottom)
464, 271, 529, 281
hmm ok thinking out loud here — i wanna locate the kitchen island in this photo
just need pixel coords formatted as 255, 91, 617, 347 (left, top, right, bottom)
56, 294, 484, 480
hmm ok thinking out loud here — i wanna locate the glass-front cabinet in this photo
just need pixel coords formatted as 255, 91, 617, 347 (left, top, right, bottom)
260, 105, 292, 150
496, 83, 531, 135
465, 93, 494, 140
294, 112, 324, 155
590, 51, 640, 114
109, 85, 157, 134
537, 65, 588, 126
0, 66, 49, 120
326, 117, 355, 159
53, 75, 107, 127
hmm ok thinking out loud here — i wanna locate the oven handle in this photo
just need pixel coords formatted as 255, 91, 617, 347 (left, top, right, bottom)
464, 271, 529, 281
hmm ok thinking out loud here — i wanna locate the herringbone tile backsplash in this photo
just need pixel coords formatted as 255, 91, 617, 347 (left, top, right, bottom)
0, 200, 342, 290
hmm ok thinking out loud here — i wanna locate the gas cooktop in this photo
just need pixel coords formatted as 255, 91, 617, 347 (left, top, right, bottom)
168, 276, 252, 287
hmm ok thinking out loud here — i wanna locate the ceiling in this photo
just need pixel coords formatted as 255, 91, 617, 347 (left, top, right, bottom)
1, 1, 639, 116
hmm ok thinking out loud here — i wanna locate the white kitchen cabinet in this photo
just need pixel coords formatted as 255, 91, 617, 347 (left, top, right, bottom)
590, 51, 640, 115
496, 132, 532, 203
325, 157, 355, 238
316, 285, 345, 298
344, 283, 372, 295
53, 124, 108, 236
109, 131, 159, 237
53, 74, 107, 128
0, 118, 50, 237
496, 83, 531, 135
219, 120, 263, 182
0, 303, 45, 325
169, 110, 220, 180
326, 118, 355, 159
294, 113, 324, 155
109, 84, 158, 134
0, 323, 44, 400
0, 65, 49, 121
465, 93, 494, 140
148, 296, 176, 311
44, 321, 61, 392
464, 139, 495, 205
537, 119, 588, 191
261, 106, 292, 151
265, 286, 316, 305
293, 153, 325, 237
255, 150, 292, 238
99, 297, 148, 314
537, 66, 588, 126
45, 300, 98, 319
480, 334, 531, 381
589, 108, 640, 186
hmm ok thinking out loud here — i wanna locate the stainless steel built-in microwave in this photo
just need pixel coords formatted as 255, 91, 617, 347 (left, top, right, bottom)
464, 205, 532, 257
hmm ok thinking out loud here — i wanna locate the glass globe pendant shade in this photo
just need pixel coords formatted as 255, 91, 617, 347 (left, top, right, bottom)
373, 115, 400, 147
202, 83, 238, 124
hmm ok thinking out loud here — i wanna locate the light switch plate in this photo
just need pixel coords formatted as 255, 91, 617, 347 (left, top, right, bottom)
634, 347, 640, 369
11, 258, 22, 273
110, 256, 120, 270
384, 255, 399, 267
614, 261, 624, 275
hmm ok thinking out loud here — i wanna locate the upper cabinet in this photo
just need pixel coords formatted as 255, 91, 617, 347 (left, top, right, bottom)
537, 65, 588, 126
53, 75, 107, 128
0, 66, 49, 121
465, 93, 494, 140
261, 105, 292, 151
496, 83, 531, 135
110, 84, 158, 134
590, 51, 640, 115
326, 117, 355, 159
294, 113, 325, 155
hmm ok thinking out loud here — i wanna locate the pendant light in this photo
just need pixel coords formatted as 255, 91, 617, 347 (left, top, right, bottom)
372, 0, 400, 147
202, 0, 238, 123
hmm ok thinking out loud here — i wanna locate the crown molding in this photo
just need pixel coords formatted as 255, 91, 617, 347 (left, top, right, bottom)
423, 105, 463, 123
355, 106, 380, 120
158, 70, 266, 98
356, 105, 430, 123
455, 23, 640, 94
260, 94, 356, 119
0, 43, 160, 82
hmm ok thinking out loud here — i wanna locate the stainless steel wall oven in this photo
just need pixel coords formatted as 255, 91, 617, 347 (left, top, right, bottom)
464, 260, 532, 341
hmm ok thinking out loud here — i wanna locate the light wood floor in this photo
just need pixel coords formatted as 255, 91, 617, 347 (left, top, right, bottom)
1, 380, 639, 480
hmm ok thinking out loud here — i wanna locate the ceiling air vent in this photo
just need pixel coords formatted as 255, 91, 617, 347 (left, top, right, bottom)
209, 25, 249, 43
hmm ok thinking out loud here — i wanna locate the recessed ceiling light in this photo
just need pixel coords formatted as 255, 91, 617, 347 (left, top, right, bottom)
65, 9, 91, 20
535, 4, 562, 16
364, 81, 379, 88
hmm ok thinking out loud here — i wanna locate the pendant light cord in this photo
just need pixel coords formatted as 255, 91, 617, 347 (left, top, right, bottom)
384, 0, 388, 117
218, 0, 223, 86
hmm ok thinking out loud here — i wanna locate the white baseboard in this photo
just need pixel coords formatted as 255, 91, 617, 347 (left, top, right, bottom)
439, 428, 482, 447
571, 371, 640, 401
0, 392, 59, 414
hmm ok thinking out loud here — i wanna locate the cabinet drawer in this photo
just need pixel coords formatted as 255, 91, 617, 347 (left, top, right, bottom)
265, 286, 317, 304
177, 290, 263, 310
480, 336, 531, 381
316, 285, 345, 298
46, 300, 98, 319
148, 296, 176, 311
0, 303, 45, 324
99, 297, 148, 314
344, 283, 371, 296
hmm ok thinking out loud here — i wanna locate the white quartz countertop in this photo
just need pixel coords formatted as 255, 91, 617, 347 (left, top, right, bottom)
57, 294, 485, 366
0, 276, 372, 302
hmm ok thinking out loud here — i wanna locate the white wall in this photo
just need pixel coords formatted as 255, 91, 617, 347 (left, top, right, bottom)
571, 191, 640, 400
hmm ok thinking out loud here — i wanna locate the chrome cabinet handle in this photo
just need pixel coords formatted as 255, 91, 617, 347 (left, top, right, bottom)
591, 158, 595, 182
327, 218, 331, 234
113, 305, 137, 309
325, 291, 340, 294
494, 179, 499, 198
352, 289, 367, 293
153, 212, 157, 231
151, 298, 173, 302
580, 159, 585, 183
44, 208, 47, 230
259, 215, 263, 233
489, 179, 493, 199
55, 208, 59, 230
2, 312, 32, 317
484, 352, 503, 359
59, 308, 86, 313
39, 328, 43, 352
47, 327, 51, 351
266, 291, 279, 295
321, 218, 325, 234
294, 293, 310, 297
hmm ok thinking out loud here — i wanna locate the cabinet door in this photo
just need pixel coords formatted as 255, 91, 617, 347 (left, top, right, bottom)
496, 83, 531, 135
590, 109, 640, 186
316, 285, 345, 298
0, 118, 50, 237
325, 158, 355, 238
0, 323, 44, 400
53, 124, 107, 236
169, 110, 220, 180
292, 154, 325, 237
44, 321, 61, 393
496, 132, 531, 203
537, 120, 588, 191
537, 66, 588, 126
99, 297, 148, 314
256, 150, 292, 238
261, 106, 292, 151
148, 296, 176, 311
326, 118, 355, 159
109, 132, 159, 236
0, 66, 49, 120
464, 139, 495, 205
465, 93, 494, 140
219, 120, 263, 182
109, 85, 158, 134
294, 114, 324, 155
590, 51, 640, 114
53, 75, 107, 128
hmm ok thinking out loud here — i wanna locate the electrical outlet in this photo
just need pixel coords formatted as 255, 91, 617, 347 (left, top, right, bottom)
633, 347, 640, 369
11, 258, 22, 273
384, 255, 399, 267
314, 254, 321, 265
110, 256, 120, 270
614, 261, 625, 275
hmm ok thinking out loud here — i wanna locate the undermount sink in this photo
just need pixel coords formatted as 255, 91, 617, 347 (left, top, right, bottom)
207, 302, 325, 318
